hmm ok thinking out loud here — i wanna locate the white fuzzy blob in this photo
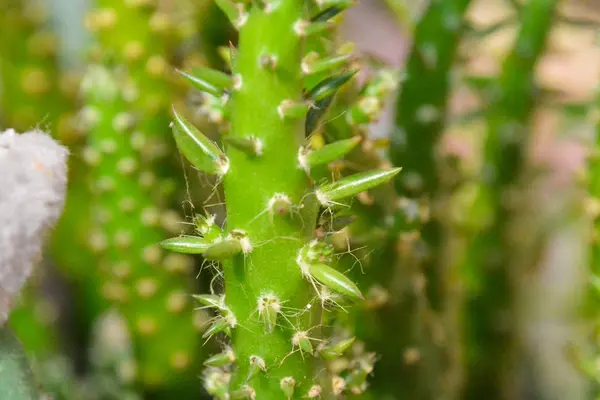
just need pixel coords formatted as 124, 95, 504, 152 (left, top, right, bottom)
0, 129, 68, 326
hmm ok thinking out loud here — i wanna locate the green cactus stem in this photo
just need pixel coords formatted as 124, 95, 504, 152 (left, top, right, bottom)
165, 1, 400, 397
380, 0, 473, 397
462, 0, 557, 398
81, 0, 204, 390
0, 0, 78, 142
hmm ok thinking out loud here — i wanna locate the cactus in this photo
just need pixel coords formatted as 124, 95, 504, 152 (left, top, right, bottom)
380, 0, 473, 397
163, 1, 400, 397
0, 0, 79, 142
81, 1, 203, 393
460, 0, 558, 398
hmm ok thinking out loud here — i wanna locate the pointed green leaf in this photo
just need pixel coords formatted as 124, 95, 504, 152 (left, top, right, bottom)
203, 238, 242, 261
311, 5, 349, 22
176, 68, 232, 97
171, 108, 229, 175
302, 53, 353, 76
319, 337, 355, 360
231, 385, 255, 399
192, 294, 226, 310
280, 377, 296, 400
305, 95, 334, 136
302, 136, 361, 168
316, 168, 401, 205
307, 71, 356, 102
309, 263, 362, 299
204, 348, 236, 367
160, 236, 211, 254
202, 317, 229, 339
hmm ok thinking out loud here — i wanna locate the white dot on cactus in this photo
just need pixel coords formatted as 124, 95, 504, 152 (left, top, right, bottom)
142, 245, 162, 265
415, 105, 440, 124
88, 231, 108, 252
82, 146, 101, 166
114, 230, 133, 249
443, 13, 461, 31
307, 385, 322, 398
293, 19, 308, 36
149, 12, 171, 34
117, 157, 138, 175
101, 281, 128, 302
235, 5, 248, 28
232, 74, 243, 91
420, 43, 437, 69
161, 210, 182, 233
170, 351, 190, 370
135, 278, 158, 298
112, 112, 135, 133
163, 253, 193, 274
112, 261, 131, 279
139, 171, 156, 187
136, 316, 158, 335
118, 197, 136, 213
122, 83, 139, 102
79, 105, 102, 128
166, 292, 188, 313
264, 0, 280, 13
332, 376, 346, 396
100, 139, 118, 154
95, 207, 112, 223
146, 55, 168, 77
140, 207, 160, 226
95, 176, 115, 193
130, 131, 146, 150
123, 41, 145, 61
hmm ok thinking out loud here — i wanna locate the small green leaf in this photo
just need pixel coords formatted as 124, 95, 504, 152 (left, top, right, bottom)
231, 386, 255, 399
204, 348, 236, 367
202, 317, 229, 339
248, 355, 267, 380
305, 95, 334, 136
316, 168, 402, 205
309, 263, 362, 299
176, 68, 232, 97
280, 377, 296, 400
192, 294, 226, 310
307, 71, 356, 102
295, 20, 333, 37
160, 236, 211, 254
302, 53, 353, 76
194, 214, 222, 241
302, 136, 361, 169
319, 337, 355, 360
311, 5, 350, 22
203, 238, 243, 260
171, 108, 229, 175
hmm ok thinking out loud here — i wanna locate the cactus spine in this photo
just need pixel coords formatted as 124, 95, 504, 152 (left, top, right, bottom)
166, 1, 400, 397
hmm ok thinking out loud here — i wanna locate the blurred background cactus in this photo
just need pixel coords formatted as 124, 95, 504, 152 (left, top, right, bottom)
2, 0, 600, 399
